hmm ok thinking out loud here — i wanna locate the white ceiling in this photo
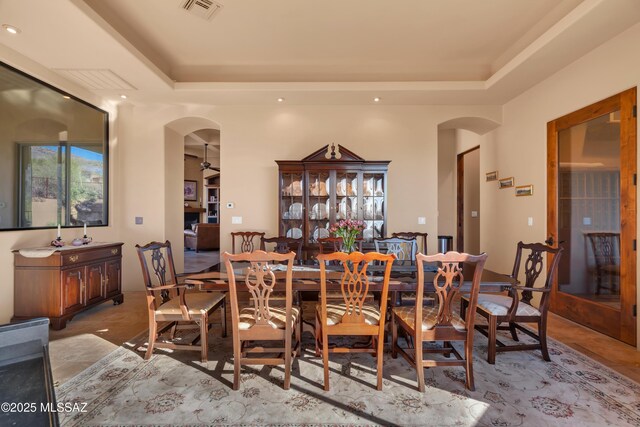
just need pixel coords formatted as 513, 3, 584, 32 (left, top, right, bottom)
1, 0, 640, 105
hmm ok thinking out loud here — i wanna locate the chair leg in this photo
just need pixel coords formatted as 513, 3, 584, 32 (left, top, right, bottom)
169, 322, 177, 339
509, 322, 519, 341
220, 298, 227, 338
465, 340, 475, 391
145, 317, 157, 360
200, 315, 208, 363
315, 315, 321, 357
322, 330, 330, 391
284, 335, 292, 390
391, 313, 398, 359
233, 340, 241, 391
376, 333, 385, 391
539, 317, 551, 362
415, 335, 425, 392
487, 316, 497, 365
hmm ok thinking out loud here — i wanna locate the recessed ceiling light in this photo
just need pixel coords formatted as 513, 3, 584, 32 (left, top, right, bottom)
62, 95, 70, 99
277, 97, 285, 102
373, 97, 381, 102
120, 94, 127, 99
2, 24, 21, 35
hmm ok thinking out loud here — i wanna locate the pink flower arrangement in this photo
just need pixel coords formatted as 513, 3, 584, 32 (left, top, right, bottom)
329, 219, 365, 252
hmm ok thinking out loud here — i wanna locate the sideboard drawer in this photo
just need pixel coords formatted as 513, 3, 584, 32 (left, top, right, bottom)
62, 246, 121, 266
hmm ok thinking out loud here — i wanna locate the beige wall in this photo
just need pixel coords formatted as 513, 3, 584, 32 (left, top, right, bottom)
463, 148, 480, 254
437, 129, 457, 240
481, 22, 640, 347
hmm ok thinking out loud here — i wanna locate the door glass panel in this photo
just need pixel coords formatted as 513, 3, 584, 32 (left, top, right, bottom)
280, 172, 304, 239
363, 172, 384, 241
307, 171, 330, 242
557, 111, 621, 309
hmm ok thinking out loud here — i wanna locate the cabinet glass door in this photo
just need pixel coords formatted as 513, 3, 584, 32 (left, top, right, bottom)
335, 171, 359, 224
362, 172, 385, 241
280, 172, 304, 240
307, 171, 331, 243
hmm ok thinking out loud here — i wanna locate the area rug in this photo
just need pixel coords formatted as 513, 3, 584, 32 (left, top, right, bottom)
56, 329, 639, 426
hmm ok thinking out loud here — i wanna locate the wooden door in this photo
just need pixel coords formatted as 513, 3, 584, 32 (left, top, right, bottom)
62, 267, 84, 313
104, 260, 121, 298
547, 87, 637, 346
86, 263, 104, 305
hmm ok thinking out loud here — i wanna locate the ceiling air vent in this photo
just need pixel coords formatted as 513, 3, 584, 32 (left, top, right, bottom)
181, 0, 223, 21
53, 69, 136, 90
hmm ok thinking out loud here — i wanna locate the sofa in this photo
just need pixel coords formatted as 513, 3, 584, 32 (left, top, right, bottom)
184, 223, 220, 252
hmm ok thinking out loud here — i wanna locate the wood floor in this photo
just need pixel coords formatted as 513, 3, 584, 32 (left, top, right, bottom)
49, 291, 640, 385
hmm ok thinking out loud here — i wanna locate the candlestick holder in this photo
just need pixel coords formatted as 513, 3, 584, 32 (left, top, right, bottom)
51, 237, 64, 247
82, 235, 92, 245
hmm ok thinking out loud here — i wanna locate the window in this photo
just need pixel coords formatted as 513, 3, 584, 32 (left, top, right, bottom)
0, 62, 108, 230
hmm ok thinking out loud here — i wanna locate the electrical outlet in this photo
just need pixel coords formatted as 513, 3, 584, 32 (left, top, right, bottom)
232, 216, 242, 224
418, 217, 426, 225
471, 211, 478, 218
528, 217, 533, 226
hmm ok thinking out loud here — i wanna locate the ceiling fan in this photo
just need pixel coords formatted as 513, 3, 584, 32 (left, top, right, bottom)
200, 143, 220, 172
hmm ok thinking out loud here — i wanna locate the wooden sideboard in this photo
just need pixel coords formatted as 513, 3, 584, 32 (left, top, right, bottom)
12, 242, 124, 330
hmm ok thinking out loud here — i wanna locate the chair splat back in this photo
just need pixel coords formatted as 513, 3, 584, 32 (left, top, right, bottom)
136, 241, 179, 304
431, 261, 464, 328
511, 242, 561, 307
260, 236, 304, 264
392, 232, 428, 254
374, 237, 417, 266
244, 260, 280, 326
231, 231, 266, 253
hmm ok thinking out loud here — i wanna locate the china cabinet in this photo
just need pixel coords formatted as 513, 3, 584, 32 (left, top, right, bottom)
276, 144, 390, 248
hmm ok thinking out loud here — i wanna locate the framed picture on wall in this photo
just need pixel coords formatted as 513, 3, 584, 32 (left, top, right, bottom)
486, 171, 498, 181
516, 184, 534, 196
499, 177, 514, 189
184, 180, 197, 201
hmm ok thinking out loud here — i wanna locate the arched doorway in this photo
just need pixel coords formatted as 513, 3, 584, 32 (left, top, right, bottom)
164, 117, 221, 273
437, 117, 500, 253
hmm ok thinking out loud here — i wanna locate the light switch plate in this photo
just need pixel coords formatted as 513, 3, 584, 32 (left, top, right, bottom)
528, 217, 533, 226
583, 217, 592, 226
135, 216, 143, 225
471, 211, 478, 218
231, 216, 242, 224
418, 216, 426, 225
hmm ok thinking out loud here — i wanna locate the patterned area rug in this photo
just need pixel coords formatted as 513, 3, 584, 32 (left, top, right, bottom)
56, 329, 640, 426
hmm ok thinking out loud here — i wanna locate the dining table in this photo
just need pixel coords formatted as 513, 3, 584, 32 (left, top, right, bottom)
184, 262, 517, 295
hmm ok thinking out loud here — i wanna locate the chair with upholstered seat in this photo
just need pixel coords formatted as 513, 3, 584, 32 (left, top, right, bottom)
460, 242, 562, 364
315, 251, 395, 391
223, 250, 301, 390
136, 241, 226, 363
392, 251, 487, 391
231, 231, 266, 253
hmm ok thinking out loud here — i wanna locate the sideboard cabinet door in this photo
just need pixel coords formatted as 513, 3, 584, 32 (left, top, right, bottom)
104, 260, 121, 298
86, 263, 104, 305
62, 267, 85, 313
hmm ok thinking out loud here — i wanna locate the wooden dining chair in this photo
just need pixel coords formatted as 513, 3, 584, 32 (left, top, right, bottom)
223, 250, 301, 390
392, 251, 488, 391
136, 241, 226, 362
231, 231, 266, 253
315, 251, 396, 391
375, 237, 420, 306
374, 237, 418, 266
260, 236, 304, 265
392, 232, 428, 255
460, 242, 562, 364
586, 232, 619, 295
